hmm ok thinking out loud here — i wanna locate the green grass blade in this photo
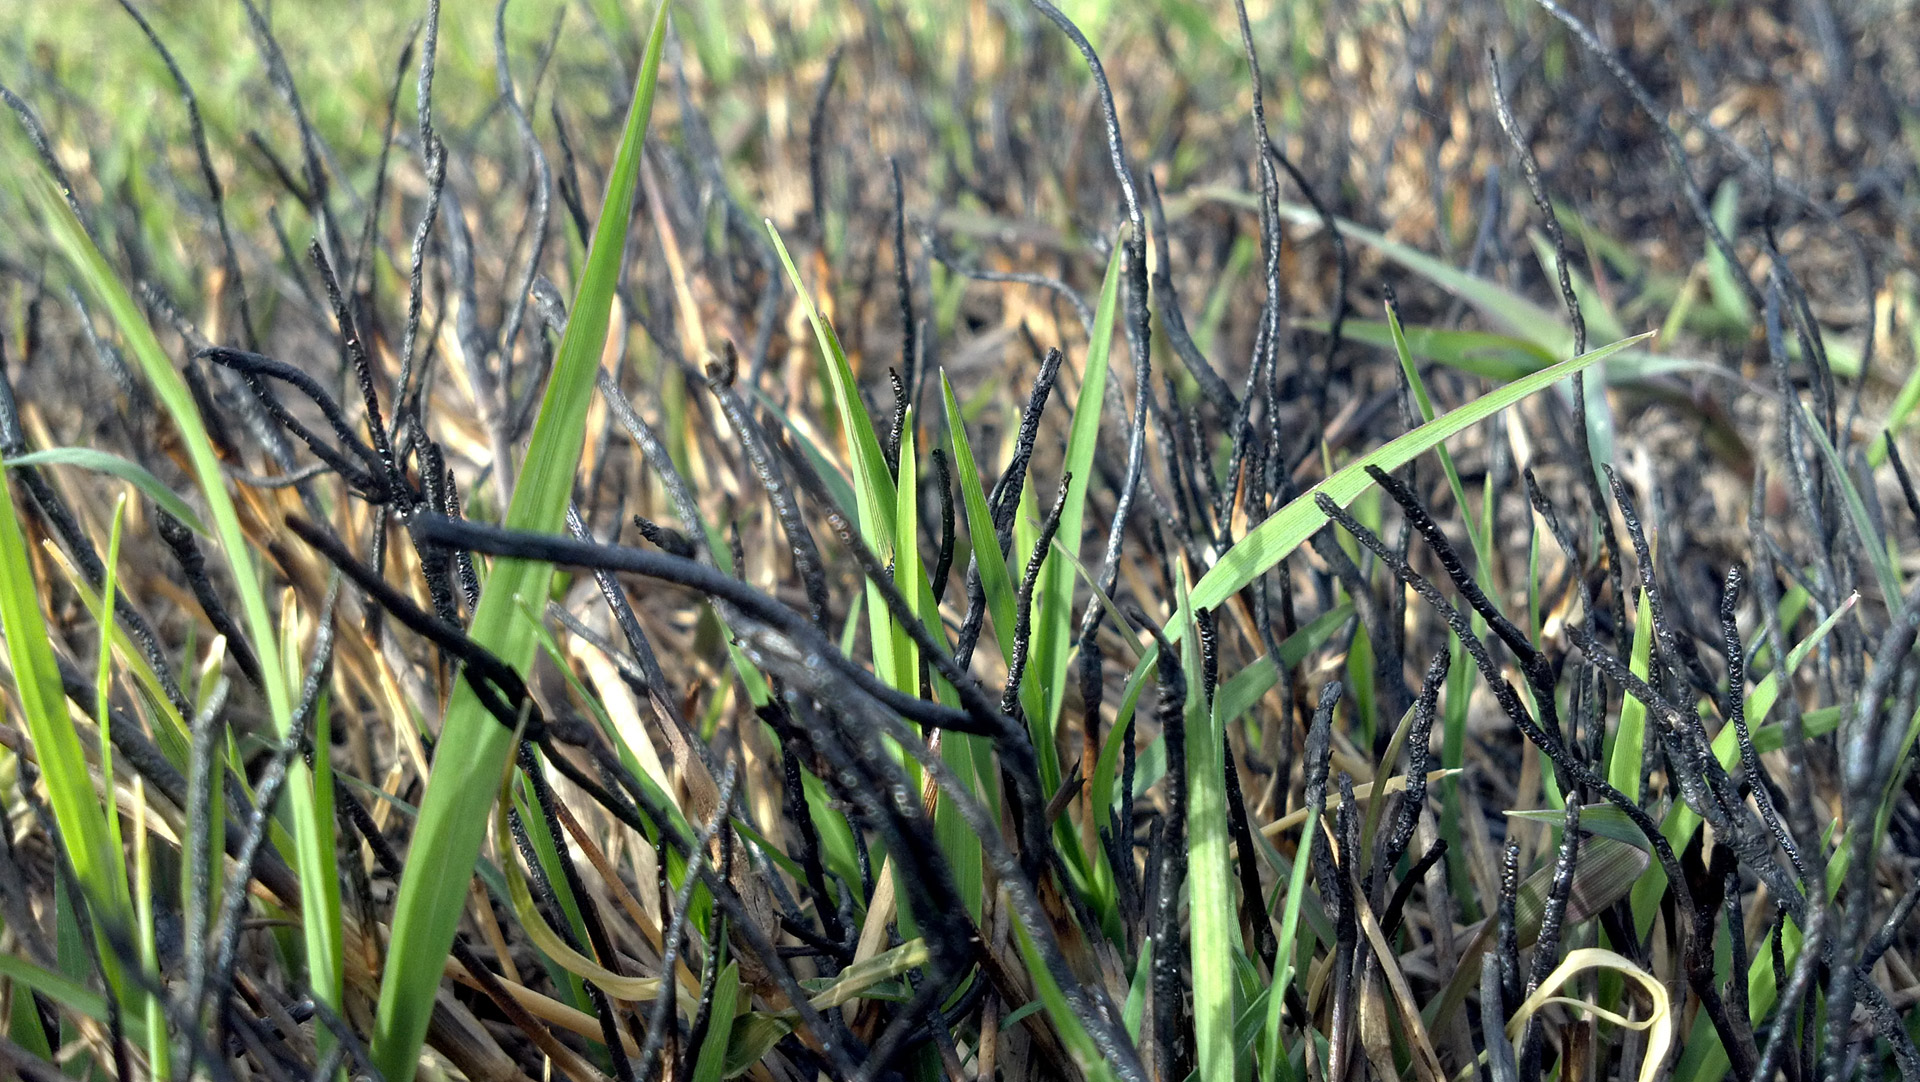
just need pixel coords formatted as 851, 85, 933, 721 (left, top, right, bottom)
5, 447, 208, 534
1123, 938, 1152, 1040
889, 413, 922, 691
303, 683, 342, 1030
894, 413, 987, 919
1186, 333, 1647, 621
1199, 602, 1354, 734
766, 222, 906, 694
765, 223, 896, 551
1180, 579, 1238, 1082
1090, 660, 1154, 822
1610, 588, 1655, 805
0, 953, 149, 1047
1260, 790, 1323, 1080
1319, 319, 1553, 381
1007, 922, 1118, 1082
1526, 231, 1627, 344
1623, 580, 1665, 936
690, 962, 741, 1082
748, 388, 860, 518
1746, 593, 1855, 730
0, 463, 130, 1000
372, 6, 672, 1078
96, 496, 159, 1044
96, 494, 128, 871
941, 371, 1018, 659
1385, 301, 1488, 575
1704, 180, 1753, 327
1032, 241, 1125, 743
1268, 196, 1568, 352
132, 784, 168, 1078
4, 938, 54, 1059
1799, 402, 1903, 605
25, 173, 288, 724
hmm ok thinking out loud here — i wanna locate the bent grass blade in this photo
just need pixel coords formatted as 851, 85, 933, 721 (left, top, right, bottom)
1186, 333, 1648, 620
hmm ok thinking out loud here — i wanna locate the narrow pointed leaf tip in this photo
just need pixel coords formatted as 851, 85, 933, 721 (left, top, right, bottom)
1184, 332, 1648, 621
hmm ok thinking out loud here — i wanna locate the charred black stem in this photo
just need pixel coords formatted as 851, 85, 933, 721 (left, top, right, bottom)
702, 348, 832, 627
116, 0, 258, 350
1141, 621, 1189, 1082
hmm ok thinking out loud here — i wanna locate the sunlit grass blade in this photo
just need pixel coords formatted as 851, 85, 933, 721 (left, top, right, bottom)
1179, 574, 1238, 1082
767, 220, 908, 699
1318, 319, 1552, 381
1799, 401, 1904, 605
1610, 588, 1655, 805
5, 447, 209, 534
941, 371, 1018, 659
889, 414, 987, 921
1032, 240, 1125, 749
1260, 776, 1323, 1080
28, 149, 350, 1050
1186, 333, 1648, 620
765, 222, 896, 545
372, 5, 673, 1078
1621, 571, 1665, 947
1211, 603, 1354, 728
96, 493, 128, 871
0, 459, 132, 1002
690, 962, 741, 1082
1385, 300, 1491, 576
888, 412, 922, 691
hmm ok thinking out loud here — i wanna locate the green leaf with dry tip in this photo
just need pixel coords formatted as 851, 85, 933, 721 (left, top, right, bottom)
371, 4, 672, 1079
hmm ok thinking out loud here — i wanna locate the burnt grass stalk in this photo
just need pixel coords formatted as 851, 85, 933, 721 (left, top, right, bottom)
2, 0, 1920, 1080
